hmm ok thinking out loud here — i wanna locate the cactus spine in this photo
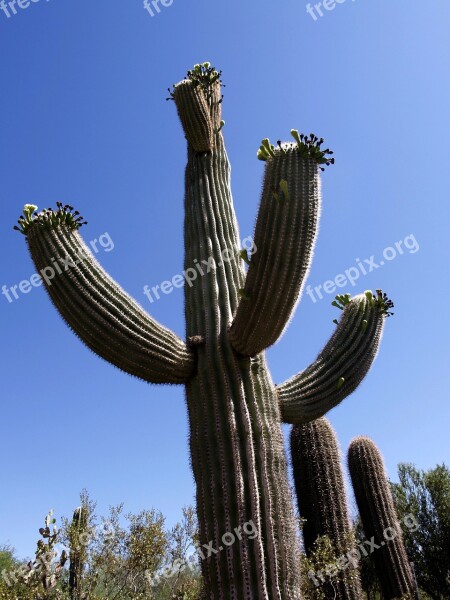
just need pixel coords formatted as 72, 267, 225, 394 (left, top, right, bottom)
348, 437, 415, 599
290, 418, 362, 599
17, 63, 391, 598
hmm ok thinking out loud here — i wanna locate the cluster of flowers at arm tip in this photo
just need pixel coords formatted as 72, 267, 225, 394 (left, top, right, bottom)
332, 290, 394, 329
14, 203, 87, 236
167, 61, 224, 103
257, 129, 335, 171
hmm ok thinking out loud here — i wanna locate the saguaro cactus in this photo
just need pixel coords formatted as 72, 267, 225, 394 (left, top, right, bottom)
16, 63, 392, 598
348, 437, 414, 599
290, 418, 362, 599
68, 507, 88, 600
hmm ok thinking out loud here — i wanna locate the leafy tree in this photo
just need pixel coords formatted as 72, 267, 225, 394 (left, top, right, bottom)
1, 495, 203, 600
0, 545, 22, 599
299, 533, 363, 600
0, 546, 18, 574
62, 493, 201, 599
87, 503, 167, 599
351, 519, 383, 600
391, 463, 450, 600
152, 506, 202, 600
0, 513, 68, 600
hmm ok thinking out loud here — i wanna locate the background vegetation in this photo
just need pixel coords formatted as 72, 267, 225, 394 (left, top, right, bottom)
1, 463, 448, 599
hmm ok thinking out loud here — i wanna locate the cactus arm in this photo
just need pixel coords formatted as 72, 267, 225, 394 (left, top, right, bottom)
22, 207, 194, 384
228, 133, 333, 357
276, 291, 391, 424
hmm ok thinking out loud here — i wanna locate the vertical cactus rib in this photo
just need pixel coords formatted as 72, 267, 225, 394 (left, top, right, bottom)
24, 214, 194, 384
348, 437, 415, 599
277, 291, 390, 424
291, 418, 363, 599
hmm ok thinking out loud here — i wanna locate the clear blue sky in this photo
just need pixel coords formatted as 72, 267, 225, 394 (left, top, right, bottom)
1, 0, 449, 559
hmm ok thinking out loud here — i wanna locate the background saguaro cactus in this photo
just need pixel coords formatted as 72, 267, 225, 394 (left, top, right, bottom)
68, 507, 89, 600
290, 418, 362, 599
348, 436, 415, 600
16, 63, 392, 598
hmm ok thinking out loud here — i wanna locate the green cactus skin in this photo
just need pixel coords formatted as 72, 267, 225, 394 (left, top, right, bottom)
348, 437, 415, 600
277, 292, 387, 424
229, 140, 321, 356
291, 418, 363, 599
178, 85, 301, 596
18, 64, 391, 599
25, 218, 194, 384
69, 507, 88, 600
173, 81, 214, 153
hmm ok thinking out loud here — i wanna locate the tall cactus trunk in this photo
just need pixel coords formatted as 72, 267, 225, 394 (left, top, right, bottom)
184, 137, 300, 598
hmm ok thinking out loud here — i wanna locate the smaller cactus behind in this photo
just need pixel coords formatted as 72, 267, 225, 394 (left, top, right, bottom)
348, 436, 415, 600
291, 418, 362, 599
68, 506, 89, 600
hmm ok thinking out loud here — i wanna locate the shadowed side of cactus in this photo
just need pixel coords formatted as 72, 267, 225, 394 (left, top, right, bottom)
291, 418, 362, 599
348, 437, 415, 600
17, 63, 393, 599
69, 507, 88, 600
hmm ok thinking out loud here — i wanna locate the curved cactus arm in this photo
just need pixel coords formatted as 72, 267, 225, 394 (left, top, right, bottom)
17, 205, 195, 384
276, 290, 392, 424
228, 132, 333, 357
